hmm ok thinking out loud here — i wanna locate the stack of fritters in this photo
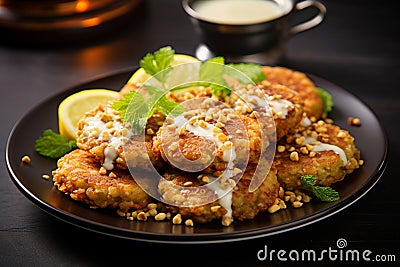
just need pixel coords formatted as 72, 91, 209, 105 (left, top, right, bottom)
52, 66, 362, 226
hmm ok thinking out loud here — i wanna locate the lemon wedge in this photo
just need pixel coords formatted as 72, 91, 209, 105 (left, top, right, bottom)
58, 89, 120, 140
127, 54, 201, 86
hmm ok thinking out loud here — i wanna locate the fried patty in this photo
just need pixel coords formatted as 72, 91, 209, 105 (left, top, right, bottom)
158, 170, 227, 224
260, 66, 323, 119
273, 120, 361, 190
152, 110, 254, 176
243, 81, 304, 141
76, 104, 163, 171
158, 164, 279, 225
52, 149, 152, 211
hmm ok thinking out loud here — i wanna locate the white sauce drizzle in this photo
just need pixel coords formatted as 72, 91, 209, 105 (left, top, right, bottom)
173, 114, 237, 220
82, 107, 133, 170
302, 136, 348, 166
268, 97, 293, 118
233, 88, 294, 118
301, 116, 312, 127
205, 176, 233, 218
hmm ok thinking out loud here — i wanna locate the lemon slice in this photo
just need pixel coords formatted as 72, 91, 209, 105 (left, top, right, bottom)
127, 54, 201, 87
58, 89, 120, 140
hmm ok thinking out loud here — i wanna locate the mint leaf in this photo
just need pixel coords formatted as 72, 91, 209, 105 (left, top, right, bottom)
111, 91, 137, 121
112, 86, 185, 134
139, 46, 175, 83
144, 84, 186, 118
312, 186, 340, 202
316, 87, 334, 114
300, 175, 339, 202
112, 91, 149, 133
226, 63, 266, 83
200, 57, 231, 97
35, 129, 77, 158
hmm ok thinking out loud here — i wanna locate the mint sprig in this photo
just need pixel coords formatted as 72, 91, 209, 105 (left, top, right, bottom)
114, 46, 268, 133
139, 46, 174, 84
316, 87, 334, 114
198, 57, 266, 97
111, 86, 184, 134
35, 129, 77, 158
300, 175, 340, 202
199, 57, 231, 97
226, 63, 266, 83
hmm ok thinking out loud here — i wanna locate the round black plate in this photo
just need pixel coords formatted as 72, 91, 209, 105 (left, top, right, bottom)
6, 68, 388, 243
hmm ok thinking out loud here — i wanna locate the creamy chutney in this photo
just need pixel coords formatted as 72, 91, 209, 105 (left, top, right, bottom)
192, 0, 283, 25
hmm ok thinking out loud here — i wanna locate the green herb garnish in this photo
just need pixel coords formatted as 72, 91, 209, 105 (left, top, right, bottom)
199, 57, 231, 97
35, 129, 77, 158
114, 46, 268, 132
300, 175, 340, 202
139, 46, 174, 84
198, 57, 266, 97
111, 86, 184, 134
316, 87, 334, 114
226, 63, 266, 83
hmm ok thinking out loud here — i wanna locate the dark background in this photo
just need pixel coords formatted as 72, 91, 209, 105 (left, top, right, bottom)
1, 0, 399, 266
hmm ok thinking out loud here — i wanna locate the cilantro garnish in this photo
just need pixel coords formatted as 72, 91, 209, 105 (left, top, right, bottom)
113, 46, 267, 132
226, 63, 266, 83
198, 57, 266, 97
316, 87, 334, 114
199, 57, 231, 97
300, 175, 340, 202
139, 46, 174, 84
35, 129, 77, 158
111, 86, 184, 134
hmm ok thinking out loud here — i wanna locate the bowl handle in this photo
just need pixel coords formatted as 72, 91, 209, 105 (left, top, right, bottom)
290, 0, 327, 35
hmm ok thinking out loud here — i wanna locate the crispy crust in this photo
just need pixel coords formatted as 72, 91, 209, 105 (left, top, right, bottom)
232, 165, 279, 221
76, 104, 164, 171
158, 165, 279, 223
52, 149, 152, 211
257, 81, 304, 140
260, 66, 324, 119
273, 121, 361, 190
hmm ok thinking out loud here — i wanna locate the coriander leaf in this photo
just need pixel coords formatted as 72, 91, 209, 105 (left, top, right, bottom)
316, 87, 334, 114
111, 86, 185, 134
312, 186, 340, 202
200, 57, 231, 97
226, 63, 266, 83
111, 91, 136, 120
144, 84, 186, 118
112, 91, 149, 133
139, 46, 175, 84
300, 175, 340, 202
300, 174, 317, 189
35, 129, 77, 159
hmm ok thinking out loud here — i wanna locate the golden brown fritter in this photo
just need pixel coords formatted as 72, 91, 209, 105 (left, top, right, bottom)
234, 80, 304, 141
232, 165, 279, 221
52, 149, 152, 212
76, 104, 164, 171
158, 170, 227, 224
158, 165, 280, 226
273, 120, 361, 190
260, 66, 324, 119
152, 109, 253, 176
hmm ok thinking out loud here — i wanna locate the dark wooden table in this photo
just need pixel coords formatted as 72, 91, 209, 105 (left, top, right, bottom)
1, 0, 399, 266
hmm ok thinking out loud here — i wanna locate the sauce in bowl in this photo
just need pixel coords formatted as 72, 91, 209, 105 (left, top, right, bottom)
191, 0, 283, 25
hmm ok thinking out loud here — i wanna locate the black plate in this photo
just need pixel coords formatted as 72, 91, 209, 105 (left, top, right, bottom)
6, 68, 388, 243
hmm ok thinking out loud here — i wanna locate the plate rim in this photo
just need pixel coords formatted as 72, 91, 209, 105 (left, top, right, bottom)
5, 68, 389, 244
